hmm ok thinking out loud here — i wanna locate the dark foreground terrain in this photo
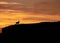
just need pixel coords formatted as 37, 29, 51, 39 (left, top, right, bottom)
2, 21, 60, 33
0, 21, 60, 42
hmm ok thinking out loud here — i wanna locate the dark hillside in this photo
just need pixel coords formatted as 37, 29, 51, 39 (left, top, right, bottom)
1, 21, 60, 42
2, 21, 60, 34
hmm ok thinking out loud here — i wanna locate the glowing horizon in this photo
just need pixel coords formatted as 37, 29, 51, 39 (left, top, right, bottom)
0, 9, 60, 28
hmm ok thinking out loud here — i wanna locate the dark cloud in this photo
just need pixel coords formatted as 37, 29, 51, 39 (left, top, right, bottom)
0, 0, 60, 15
22, 16, 59, 22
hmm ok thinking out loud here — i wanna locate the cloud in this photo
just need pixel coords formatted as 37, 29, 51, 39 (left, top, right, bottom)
0, 0, 60, 15
0, 1, 25, 11
0, 1, 19, 4
22, 14, 60, 22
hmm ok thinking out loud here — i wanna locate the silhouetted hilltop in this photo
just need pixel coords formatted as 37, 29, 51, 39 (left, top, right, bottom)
2, 21, 60, 34
1, 21, 60, 42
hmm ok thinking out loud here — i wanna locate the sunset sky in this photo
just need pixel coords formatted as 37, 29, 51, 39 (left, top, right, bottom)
0, 0, 60, 29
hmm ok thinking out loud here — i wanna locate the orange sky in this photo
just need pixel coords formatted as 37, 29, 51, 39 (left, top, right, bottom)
0, 0, 60, 32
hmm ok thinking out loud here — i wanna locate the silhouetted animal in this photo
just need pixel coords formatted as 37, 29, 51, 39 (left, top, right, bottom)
15, 21, 20, 25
